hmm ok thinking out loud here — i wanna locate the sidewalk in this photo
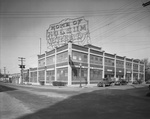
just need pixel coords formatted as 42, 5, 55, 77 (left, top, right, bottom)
1, 82, 149, 92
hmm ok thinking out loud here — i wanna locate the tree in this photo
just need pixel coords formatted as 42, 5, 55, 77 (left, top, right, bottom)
141, 58, 150, 81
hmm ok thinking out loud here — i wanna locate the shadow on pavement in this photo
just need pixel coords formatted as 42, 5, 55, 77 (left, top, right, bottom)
16, 87, 150, 119
0, 84, 17, 92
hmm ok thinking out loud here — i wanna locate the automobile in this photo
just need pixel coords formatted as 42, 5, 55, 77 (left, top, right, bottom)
114, 80, 128, 85
132, 80, 139, 84
146, 80, 150, 84
97, 78, 112, 87
114, 80, 121, 85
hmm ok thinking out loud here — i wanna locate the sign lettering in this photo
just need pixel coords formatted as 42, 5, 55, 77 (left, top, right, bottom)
46, 17, 89, 48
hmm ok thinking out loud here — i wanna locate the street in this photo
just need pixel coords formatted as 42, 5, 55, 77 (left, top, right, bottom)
0, 82, 150, 119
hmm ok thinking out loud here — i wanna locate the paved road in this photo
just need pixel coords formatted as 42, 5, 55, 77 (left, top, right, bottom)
0, 82, 150, 119
0, 85, 32, 119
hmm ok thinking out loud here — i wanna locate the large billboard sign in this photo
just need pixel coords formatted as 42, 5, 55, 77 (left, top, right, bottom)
46, 17, 90, 49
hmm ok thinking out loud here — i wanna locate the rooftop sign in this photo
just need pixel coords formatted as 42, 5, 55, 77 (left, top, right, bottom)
46, 17, 89, 49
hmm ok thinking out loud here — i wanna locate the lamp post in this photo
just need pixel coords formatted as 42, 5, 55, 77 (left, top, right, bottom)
79, 63, 82, 88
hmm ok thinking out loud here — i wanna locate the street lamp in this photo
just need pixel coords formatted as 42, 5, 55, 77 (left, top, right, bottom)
79, 63, 82, 88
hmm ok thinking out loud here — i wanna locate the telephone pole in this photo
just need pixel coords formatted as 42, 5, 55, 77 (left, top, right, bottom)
4, 67, 6, 80
40, 38, 42, 55
18, 57, 25, 84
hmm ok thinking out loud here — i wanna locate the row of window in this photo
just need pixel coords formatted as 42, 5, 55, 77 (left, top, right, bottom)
105, 58, 114, 66
90, 55, 103, 64
72, 51, 88, 62
38, 51, 144, 71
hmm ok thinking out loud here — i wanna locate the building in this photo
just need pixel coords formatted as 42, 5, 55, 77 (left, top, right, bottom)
28, 41, 145, 86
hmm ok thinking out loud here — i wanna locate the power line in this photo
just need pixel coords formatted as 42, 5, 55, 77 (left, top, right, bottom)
90, 0, 141, 33
93, 10, 149, 42
117, 46, 150, 54
90, 3, 146, 40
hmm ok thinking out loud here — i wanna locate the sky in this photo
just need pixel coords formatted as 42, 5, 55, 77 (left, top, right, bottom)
0, 0, 150, 74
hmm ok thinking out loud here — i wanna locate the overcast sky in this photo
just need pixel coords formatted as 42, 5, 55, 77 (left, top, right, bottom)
0, 0, 150, 74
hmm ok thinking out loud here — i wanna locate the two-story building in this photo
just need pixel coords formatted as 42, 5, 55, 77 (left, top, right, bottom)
29, 41, 145, 86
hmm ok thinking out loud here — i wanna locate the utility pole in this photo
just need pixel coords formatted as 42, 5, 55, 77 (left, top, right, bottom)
18, 57, 25, 84
4, 67, 6, 80
40, 38, 42, 55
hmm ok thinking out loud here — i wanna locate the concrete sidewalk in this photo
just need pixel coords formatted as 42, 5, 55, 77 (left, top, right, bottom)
1, 82, 149, 92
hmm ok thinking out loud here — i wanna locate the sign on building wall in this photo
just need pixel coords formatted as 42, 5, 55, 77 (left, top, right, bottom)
46, 17, 90, 49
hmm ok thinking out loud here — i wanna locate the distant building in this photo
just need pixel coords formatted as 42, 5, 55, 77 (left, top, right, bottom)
11, 73, 21, 84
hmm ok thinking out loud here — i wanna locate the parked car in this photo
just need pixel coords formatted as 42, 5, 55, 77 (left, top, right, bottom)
97, 78, 112, 87
132, 80, 139, 84
146, 80, 150, 84
114, 80, 128, 85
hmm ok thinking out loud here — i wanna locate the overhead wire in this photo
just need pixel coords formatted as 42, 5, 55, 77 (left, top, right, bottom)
93, 11, 149, 43
90, 1, 145, 41
102, 25, 150, 45
102, 11, 149, 38
117, 46, 150, 54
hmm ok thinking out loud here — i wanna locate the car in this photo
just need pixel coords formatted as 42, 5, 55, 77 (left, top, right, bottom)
146, 80, 150, 84
114, 80, 121, 85
114, 80, 128, 85
132, 80, 139, 84
97, 78, 112, 87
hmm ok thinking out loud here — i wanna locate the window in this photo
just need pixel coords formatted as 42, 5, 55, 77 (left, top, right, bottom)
95, 57, 98, 61
72, 68, 87, 81
57, 51, 68, 63
46, 70, 55, 83
38, 59, 45, 67
57, 67, 68, 81
116, 60, 124, 67
90, 69, 102, 81
90, 55, 102, 65
72, 51, 88, 63
84, 55, 87, 59
46, 56, 55, 65
105, 58, 114, 66
38, 70, 45, 81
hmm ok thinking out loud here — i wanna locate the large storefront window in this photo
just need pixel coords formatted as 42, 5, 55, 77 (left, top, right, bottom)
116, 68, 124, 80
126, 73, 131, 82
30, 72, 37, 83
90, 69, 102, 83
46, 56, 55, 65
72, 51, 88, 63
72, 68, 87, 84
133, 73, 138, 81
46, 70, 55, 83
140, 65, 144, 72
57, 51, 68, 63
38, 70, 45, 81
140, 74, 144, 81
104, 66, 114, 80
57, 67, 68, 81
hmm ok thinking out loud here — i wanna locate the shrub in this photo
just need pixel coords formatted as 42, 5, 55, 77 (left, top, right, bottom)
52, 81, 66, 86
